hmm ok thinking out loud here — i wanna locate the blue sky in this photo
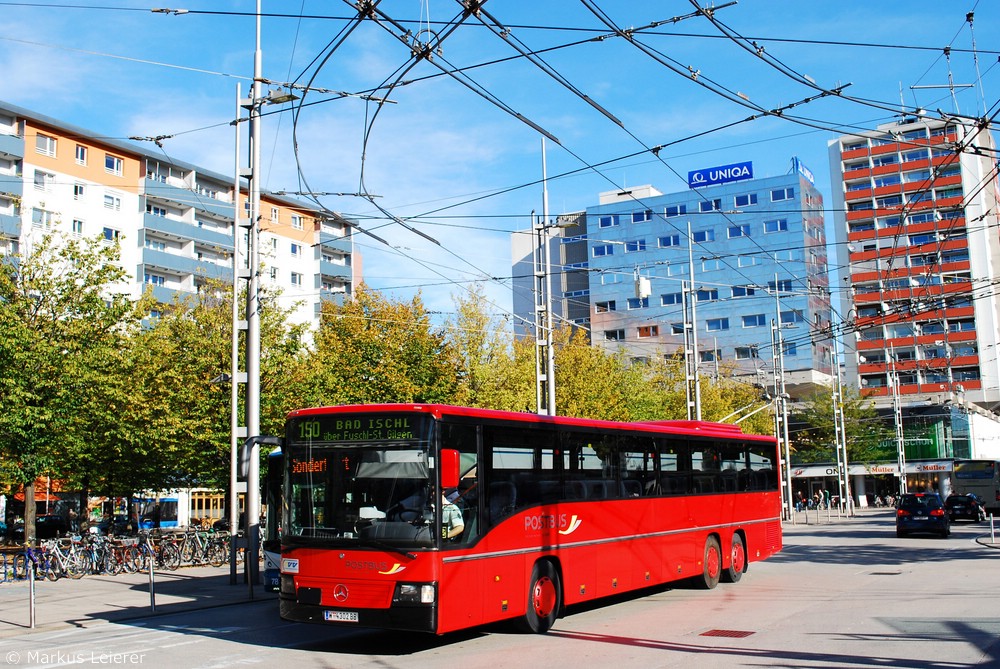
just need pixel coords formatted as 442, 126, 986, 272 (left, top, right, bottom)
2, 1, 997, 320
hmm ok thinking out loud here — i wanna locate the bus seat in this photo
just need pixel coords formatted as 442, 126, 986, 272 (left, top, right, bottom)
488, 481, 517, 525
564, 480, 587, 500
621, 480, 642, 497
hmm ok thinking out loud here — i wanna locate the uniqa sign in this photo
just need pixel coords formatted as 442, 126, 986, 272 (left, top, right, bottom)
688, 161, 753, 188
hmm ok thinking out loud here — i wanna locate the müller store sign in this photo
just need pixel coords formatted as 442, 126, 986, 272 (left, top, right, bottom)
791, 461, 953, 477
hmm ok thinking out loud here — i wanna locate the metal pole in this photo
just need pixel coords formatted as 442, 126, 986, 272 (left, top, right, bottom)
541, 138, 556, 417
245, 0, 262, 590
890, 344, 907, 496
687, 221, 701, 421
148, 552, 156, 612
230, 83, 242, 586
28, 556, 35, 629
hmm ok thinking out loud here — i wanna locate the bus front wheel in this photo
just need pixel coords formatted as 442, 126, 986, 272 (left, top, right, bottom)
722, 533, 745, 583
698, 536, 721, 589
519, 561, 561, 634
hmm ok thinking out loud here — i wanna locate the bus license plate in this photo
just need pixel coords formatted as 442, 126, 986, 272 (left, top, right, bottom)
325, 610, 359, 622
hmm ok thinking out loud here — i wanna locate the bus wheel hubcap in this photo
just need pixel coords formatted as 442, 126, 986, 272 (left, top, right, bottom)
533, 577, 556, 617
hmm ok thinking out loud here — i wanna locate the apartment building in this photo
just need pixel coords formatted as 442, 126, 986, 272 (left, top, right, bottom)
0, 101, 358, 328
828, 116, 1000, 459
513, 158, 834, 398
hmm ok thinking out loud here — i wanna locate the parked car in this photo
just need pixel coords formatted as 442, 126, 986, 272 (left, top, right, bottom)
97, 514, 131, 535
944, 493, 986, 522
9, 514, 69, 542
896, 492, 950, 538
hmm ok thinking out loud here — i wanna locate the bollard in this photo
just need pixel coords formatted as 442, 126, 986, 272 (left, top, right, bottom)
28, 555, 35, 629
991, 513, 995, 545
148, 552, 156, 613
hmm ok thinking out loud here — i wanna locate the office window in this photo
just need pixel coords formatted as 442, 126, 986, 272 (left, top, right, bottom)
702, 258, 721, 271
735, 345, 759, 360
692, 229, 715, 243
271, 207, 279, 223
706, 318, 729, 332
667, 264, 689, 276
145, 238, 166, 251
728, 224, 751, 238
664, 204, 686, 218
73, 183, 85, 200
734, 193, 758, 207
291, 214, 303, 230
595, 300, 616, 313
637, 325, 659, 338
737, 255, 759, 267
270, 267, 279, 280
658, 234, 680, 248
696, 289, 718, 302
105, 153, 124, 176
783, 342, 798, 356
625, 239, 646, 253
593, 244, 614, 257
632, 210, 652, 223
35, 133, 57, 157
768, 279, 793, 293
732, 285, 756, 298
699, 198, 722, 213
771, 187, 794, 202
144, 273, 166, 286
146, 204, 167, 217
71, 219, 84, 236
764, 218, 788, 233
291, 243, 302, 256
598, 215, 620, 228
75, 144, 88, 165
742, 314, 766, 328
604, 329, 625, 341
33, 170, 55, 191
780, 310, 804, 325
104, 194, 122, 211
291, 272, 303, 287
627, 297, 649, 310
102, 227, 121, 243
661, 292, 682, 306
700, 349, 721, 363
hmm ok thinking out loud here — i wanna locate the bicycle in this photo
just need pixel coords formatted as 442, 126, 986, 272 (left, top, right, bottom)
41, 537, 88, 579
11, 544, 59, 581
180, 529, 227, 567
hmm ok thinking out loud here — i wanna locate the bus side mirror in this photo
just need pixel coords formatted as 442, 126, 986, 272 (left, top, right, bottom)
441, 449, 460, 489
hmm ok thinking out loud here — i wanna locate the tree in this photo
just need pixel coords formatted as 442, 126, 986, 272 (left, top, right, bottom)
0, 233, 142, 543
304, 285, 458, 406
791, 384, 893, 463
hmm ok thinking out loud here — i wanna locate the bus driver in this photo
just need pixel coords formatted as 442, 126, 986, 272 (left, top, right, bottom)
441, 490, 464, 540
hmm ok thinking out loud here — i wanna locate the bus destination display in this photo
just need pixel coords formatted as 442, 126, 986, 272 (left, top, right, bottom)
293, 414, 425, 443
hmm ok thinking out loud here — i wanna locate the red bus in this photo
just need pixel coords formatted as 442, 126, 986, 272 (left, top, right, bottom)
277, 404, 782, 634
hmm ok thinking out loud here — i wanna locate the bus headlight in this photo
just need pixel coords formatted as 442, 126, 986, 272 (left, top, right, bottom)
393, 583, 436, 605
280, 574, 296, 596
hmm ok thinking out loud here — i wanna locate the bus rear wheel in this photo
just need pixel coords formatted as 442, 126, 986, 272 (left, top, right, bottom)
519, 561, 561, 634
698, 536, 721, 589
722, 533, 745, 583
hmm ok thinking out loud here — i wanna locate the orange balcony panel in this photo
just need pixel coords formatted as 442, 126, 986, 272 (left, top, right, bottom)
870, 144, 898, 156
871, 164, 902, 177
934, 174, 962, 187
847, 209, 877, 221
899, 158, 930, 171
862, 387, 889, 398
845, 189, 873, 202
874, 184, 904, 197
841, 147, 870, 160
844, 166, 872, 179
936, 196, 964, 208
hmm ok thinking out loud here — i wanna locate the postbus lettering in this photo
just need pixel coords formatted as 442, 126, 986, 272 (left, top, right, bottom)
345, 560, 389, 571
524, 513, 568, 531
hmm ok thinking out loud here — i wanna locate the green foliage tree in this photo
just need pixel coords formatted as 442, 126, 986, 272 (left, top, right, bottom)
0, 233, 142, 543
304, 285, 458, 406
791, 384, 893, 463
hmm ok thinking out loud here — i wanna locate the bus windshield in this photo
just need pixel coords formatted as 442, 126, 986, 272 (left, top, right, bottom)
285, 413, 439, 549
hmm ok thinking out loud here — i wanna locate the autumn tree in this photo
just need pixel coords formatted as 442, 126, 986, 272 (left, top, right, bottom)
0, 233, 142, 543
303, 285, 458, 406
